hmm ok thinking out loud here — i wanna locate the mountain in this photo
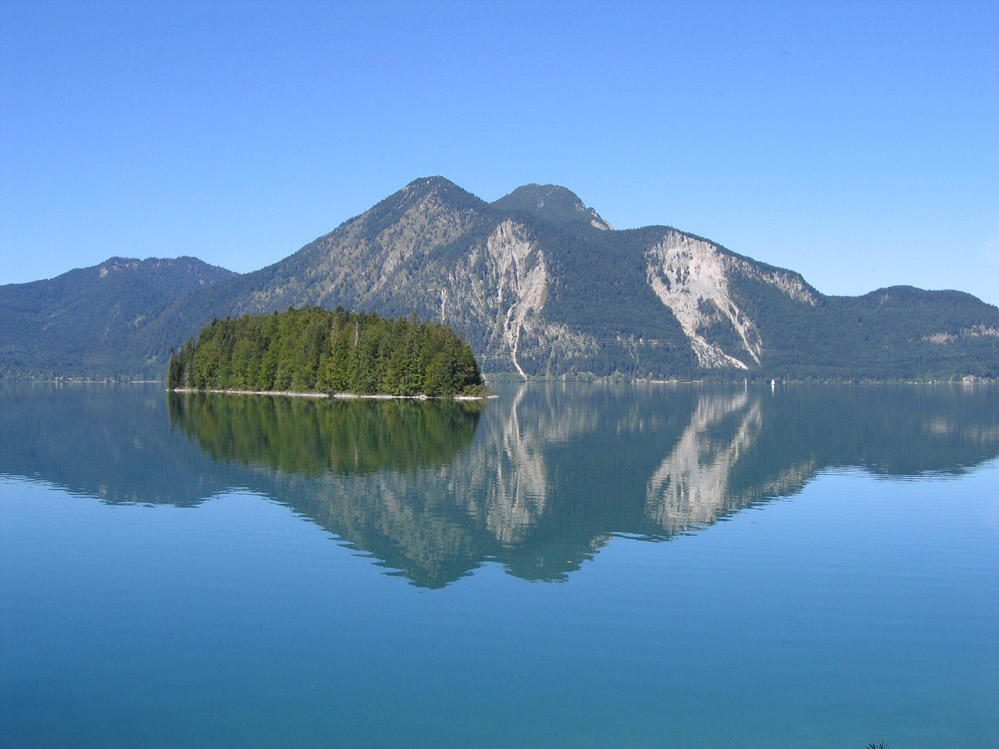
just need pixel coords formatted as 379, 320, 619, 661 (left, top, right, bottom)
2, 177, 997, 381
135, 176, 700, 379
0, 257, 234, 379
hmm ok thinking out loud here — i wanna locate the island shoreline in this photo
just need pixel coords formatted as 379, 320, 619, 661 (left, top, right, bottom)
168, 387, 493, 401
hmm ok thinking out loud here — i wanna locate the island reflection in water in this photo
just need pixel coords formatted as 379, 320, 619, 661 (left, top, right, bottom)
167, 393, 485, 476
2, 383, 998, 587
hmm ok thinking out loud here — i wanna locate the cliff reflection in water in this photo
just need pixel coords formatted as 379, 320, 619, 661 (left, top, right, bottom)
3, 383, 998, 587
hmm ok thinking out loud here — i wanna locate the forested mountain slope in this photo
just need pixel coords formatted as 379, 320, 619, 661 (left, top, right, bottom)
0, 257, 234, 379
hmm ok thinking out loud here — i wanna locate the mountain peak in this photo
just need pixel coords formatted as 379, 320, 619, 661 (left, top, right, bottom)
374, 175, 487, 213
492, 183, 613, 230
404, 175, 459, 191
346, 177, 488, 233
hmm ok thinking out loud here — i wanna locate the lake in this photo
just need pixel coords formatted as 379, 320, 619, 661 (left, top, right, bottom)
1, 382, 997, 747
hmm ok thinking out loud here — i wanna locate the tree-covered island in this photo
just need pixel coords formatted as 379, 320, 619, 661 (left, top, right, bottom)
166, 307, 485, 397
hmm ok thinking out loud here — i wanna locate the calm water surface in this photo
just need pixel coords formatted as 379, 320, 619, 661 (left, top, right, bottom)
1, 383, 997, 747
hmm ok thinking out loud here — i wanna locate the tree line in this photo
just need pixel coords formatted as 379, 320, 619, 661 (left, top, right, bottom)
166, 306, 485, 396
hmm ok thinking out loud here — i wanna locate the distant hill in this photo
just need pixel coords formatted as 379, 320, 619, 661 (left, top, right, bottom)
2, 177, 997, 381
0, 257, 234, 379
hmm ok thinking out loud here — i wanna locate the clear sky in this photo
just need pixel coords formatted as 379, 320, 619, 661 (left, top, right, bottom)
2, 0, 997, 305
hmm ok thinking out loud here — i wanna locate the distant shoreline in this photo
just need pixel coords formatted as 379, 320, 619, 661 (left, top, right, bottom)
168, 387, 493, 401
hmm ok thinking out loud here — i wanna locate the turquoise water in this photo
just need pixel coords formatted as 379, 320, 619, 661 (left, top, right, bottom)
1, 383, 997, 747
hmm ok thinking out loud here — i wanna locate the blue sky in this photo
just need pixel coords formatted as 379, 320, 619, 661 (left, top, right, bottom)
2, 0, 997, 305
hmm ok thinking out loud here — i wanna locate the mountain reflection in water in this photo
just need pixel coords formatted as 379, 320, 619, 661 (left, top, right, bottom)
2, 383, 998, 587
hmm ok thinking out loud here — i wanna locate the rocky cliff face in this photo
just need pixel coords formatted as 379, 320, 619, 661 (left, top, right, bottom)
644, 230, 818, 370
467, 220, 549, 379
646, 232, 763, 369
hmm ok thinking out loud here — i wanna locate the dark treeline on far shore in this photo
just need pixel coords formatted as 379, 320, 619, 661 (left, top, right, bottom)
166, 306, 485, 397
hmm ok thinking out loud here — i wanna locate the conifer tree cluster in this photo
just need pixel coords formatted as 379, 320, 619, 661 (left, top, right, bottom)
166, 307, 485, 396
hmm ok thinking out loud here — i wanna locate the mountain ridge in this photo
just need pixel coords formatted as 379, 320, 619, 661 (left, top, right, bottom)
1, 177, 997, 381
